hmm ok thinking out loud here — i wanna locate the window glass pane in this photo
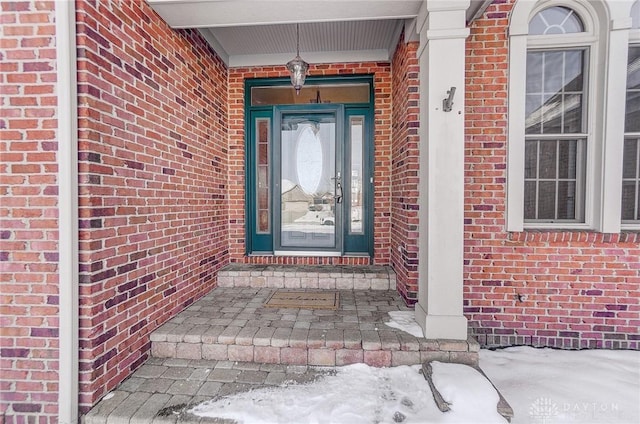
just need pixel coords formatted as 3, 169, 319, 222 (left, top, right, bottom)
258, 211, 269, 233
256, 118, 270, 233
525, 50, 585, 135
529, 6, 584, 35
563, 94, 583, 133
349, 116, 364, 234
627, 46, 640, 89
542, 96, 563, 133
558, 139, 577, 179
564, 50, 584, 91
621, 181, 637, 220
258, 143, 268, 165
526, 53, 543, 92
622, 138, 640, 222
539, 140, 557, 179
543, 52, 564, 93
251, 83, 369, 106
625, 91, 640, 134
280, 115, 337, 248
538, 181, 557, 219
524, 181, 537, 220
626, 46, 640, 133
525, 141, 538, 178
557, 181, 576, 219
529, 14, 547, 35
623, 45, 640, 222
623, 138, 638, 179
524, 138, 585, 223
525, 94, 544, 134
258, 187, 269, 209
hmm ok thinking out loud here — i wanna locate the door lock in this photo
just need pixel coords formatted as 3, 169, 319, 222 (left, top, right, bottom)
335, 181, 343, 204
331, 172, 343, 204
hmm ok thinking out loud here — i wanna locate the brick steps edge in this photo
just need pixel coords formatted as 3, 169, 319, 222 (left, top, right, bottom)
217, 265, 397, 290
150, 335, 480, 368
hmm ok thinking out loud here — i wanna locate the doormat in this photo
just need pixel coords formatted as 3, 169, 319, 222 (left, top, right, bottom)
264, 290, 339, 310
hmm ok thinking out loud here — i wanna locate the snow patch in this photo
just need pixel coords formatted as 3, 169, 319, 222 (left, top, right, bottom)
481, 347, 640, 424
190, 363, 508, 424
430, 361, 507, 423
187, 347, 640, 424
384, 311, 424, 338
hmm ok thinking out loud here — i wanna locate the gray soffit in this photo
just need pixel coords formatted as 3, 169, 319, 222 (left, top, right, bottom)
147, 0, 491, 67
200, 20, 405, 66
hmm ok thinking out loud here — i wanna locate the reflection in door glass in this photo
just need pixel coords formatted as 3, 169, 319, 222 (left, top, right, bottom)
280, 115, 336, 248
256, 118, 270, 233
350, 117, 364, 234
252, 83, 369, 106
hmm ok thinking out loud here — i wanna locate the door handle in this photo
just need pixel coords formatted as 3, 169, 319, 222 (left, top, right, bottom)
335, 181, 343, 204
331, 173, 343, 204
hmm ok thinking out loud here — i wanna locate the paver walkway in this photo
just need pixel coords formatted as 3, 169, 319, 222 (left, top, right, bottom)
82, 358, 337, 424
84, 287, 480, 423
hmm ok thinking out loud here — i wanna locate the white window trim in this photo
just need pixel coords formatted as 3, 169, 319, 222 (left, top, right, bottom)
507, 0, 636, 233
623, 27, 640, 230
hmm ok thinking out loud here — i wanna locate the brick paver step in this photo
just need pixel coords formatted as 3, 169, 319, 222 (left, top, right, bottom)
149, 287, 479, 368
217, 264, 397, 290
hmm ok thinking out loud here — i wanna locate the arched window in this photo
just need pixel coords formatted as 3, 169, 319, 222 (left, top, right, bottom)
523, 4, 591, 224
507, 0, 637, 232
528, 6, 584, 34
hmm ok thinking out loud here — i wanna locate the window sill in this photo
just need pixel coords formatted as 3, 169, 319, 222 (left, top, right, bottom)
506, 229, 640, 244
522, 223, 592, 231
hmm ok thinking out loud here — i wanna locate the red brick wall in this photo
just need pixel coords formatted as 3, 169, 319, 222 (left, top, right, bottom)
390, 33, 420, 304
75, 0, 228, 410
464, 0, 640, 349
0, 1, 59, 421
228, 63, 393, 266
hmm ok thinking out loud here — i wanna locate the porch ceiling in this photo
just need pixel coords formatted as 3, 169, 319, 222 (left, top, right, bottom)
147, 0, 490, 67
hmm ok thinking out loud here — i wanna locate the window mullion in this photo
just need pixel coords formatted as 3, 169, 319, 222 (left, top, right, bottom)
560, 52, 566, 133
536, 140, 541, 220
555, 140, 560, 220
540, 53, 546, 135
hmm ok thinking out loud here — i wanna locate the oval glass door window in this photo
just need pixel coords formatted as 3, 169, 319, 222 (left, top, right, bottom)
296, 125, 323, 195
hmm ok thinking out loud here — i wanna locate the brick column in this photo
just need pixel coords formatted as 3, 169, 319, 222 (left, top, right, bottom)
415, 0, 470, 340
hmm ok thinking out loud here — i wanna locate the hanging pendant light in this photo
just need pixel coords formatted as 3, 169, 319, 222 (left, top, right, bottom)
286, 23, 309, 95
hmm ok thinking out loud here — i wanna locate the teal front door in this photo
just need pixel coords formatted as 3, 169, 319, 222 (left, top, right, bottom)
245, 77, 373, 256
275, 108, 342, 254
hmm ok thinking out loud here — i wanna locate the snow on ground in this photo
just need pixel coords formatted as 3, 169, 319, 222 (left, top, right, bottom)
384, 311, 425, 338
190, 362, 506, 424
480, 347, 640, 424
190, 347, 639, 424
430, 361, 506, 423
190, 314, 639, 423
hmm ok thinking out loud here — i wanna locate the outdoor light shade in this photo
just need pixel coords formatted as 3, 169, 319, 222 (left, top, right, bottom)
287, 23, 308, 95
286, 55, 309, 95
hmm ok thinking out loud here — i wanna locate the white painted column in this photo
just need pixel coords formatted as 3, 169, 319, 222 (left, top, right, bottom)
414, 0, 470, 340
56, 0, 79, 422
599, 17, 631, 233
